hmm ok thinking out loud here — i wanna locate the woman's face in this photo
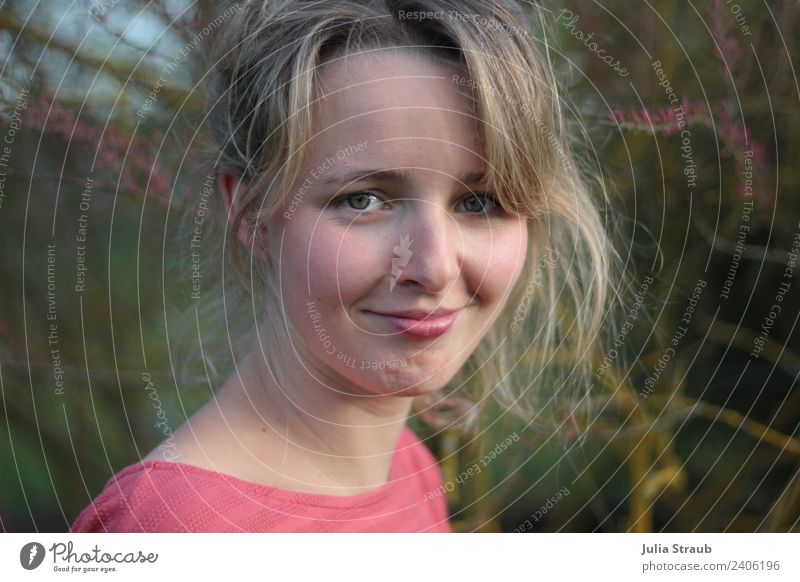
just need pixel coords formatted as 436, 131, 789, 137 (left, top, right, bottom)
265, 49, 528, 397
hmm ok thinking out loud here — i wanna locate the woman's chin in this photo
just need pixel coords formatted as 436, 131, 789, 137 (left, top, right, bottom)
351, 370, 455, 398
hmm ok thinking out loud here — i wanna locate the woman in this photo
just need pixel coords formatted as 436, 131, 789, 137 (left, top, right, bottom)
72, 0, 619, 533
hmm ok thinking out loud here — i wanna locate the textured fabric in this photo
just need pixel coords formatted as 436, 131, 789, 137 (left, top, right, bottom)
70, 426, 451, 533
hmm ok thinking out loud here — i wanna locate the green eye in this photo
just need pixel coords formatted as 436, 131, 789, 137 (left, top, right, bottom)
347, 192, 380, 210
463, 192, 499, 214
334, 191, 385, 214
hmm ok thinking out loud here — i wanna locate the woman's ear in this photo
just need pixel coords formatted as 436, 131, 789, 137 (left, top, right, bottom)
217, 171, 270, 262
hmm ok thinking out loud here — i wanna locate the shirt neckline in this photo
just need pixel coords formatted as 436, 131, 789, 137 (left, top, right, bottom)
116, 425, 416, 508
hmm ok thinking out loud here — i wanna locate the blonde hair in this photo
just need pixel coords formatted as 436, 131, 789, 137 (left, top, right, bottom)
180, 0, 626, 439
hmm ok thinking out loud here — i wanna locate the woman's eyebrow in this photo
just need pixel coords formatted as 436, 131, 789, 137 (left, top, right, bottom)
320, 168, 488, 187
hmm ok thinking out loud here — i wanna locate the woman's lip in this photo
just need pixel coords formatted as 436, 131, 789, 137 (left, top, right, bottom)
365, 309, 465, 338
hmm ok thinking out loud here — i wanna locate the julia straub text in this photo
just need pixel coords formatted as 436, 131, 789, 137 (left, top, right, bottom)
641, 543, 712, 555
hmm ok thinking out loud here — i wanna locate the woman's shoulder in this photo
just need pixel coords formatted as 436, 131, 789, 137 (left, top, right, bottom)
69, 424, 450, 533
69, 460, 222, 532
70, 457, 302, 533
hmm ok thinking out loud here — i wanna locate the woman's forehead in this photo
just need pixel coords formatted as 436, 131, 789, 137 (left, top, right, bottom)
313, 50, 476, 122
316, 48, 465, 92
309, 51, 483, 167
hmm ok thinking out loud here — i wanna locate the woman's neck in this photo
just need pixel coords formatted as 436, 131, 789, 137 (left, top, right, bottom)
215, 349, 414, 495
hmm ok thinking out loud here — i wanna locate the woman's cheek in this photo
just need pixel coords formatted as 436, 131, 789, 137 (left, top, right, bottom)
311, 228, 388, 292
282, 218, 339, 292
472, 225, 528, 299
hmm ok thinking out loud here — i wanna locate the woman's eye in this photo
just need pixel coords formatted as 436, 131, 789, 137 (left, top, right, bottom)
462, 192, 499, 215
335, 191, 385, 214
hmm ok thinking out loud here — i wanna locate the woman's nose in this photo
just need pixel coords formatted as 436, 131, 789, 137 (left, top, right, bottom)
389, 205, 463, 294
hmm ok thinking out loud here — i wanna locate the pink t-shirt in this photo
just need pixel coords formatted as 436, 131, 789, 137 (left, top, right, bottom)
70, 426, 451, 533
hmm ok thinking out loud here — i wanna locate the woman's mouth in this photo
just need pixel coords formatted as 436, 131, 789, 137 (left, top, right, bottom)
364, 308, 466, 339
